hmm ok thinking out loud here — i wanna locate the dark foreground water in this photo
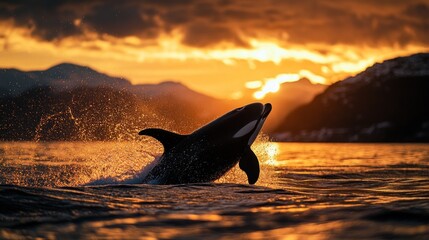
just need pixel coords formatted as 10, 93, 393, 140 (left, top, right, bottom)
1, 141, 428, 239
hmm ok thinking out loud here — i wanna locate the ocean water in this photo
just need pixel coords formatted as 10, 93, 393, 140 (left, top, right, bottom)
0, 141, 428, 239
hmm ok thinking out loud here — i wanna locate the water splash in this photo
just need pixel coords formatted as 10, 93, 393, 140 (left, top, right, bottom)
217, 133, 278, 187
0, 133, 278, 187
0, 140, 162, 187
34, 107, 78, 142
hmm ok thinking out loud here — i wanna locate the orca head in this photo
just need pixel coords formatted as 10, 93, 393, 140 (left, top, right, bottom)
200, 102, 272, 146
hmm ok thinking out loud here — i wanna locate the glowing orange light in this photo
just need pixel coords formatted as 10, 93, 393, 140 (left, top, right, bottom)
2, 24, 427, 100
245, 81, 263, 89
248, 71, 326, 99
264, 143, 280, 166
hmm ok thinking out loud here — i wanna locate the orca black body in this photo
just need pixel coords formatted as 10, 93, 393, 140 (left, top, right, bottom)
138, 102, 272, 185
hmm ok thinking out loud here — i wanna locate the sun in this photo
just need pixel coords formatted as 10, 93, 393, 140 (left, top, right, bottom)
247, 70, 327, 99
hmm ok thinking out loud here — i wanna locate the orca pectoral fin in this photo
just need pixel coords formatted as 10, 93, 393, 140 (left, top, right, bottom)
239, 147, 260, 184
139, 128, 187, 151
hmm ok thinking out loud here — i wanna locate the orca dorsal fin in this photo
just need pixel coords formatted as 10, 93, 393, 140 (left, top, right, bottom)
139, 128, 187, 152
239, 147, 260, 184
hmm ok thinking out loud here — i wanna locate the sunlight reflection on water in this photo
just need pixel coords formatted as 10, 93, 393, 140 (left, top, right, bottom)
1, 141, 429, 239
1, 140, 429, 188
0, 134, 281, 187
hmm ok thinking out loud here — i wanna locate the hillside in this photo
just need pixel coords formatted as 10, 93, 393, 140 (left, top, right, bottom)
274, 53, 429, 142
0, 64, 225, 140
0, 63, 131, 96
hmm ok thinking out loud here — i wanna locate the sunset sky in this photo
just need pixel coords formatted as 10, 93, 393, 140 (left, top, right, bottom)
1, 0, 428, 99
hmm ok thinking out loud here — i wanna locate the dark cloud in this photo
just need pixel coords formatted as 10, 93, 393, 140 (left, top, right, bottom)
224, 9, 259, 21
1, 0, 428, 48
404, 3, 429, 45
193, 2, 221, 19
0, 0, 82, 41
162, 9, 192, 26
83, 2, 159, 38
280, 7, 418, 46
182, 22, 248, 47
404, 2, 429, 19
143, 0, 195, 7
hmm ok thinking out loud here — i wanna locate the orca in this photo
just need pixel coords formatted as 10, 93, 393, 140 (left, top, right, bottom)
138, 102, 272, 185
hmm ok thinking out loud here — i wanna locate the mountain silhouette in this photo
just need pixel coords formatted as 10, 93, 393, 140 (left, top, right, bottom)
274, 53, 429, 142
0, 63, 132, 96
0, 63, 226, 140
1, 62, 327, 139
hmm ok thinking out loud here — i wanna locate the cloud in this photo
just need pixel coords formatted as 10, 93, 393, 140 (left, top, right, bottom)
0, 0, 428, 48
182, 23, 248, 47
0, 0, 82, 41
83, 2, 159, 38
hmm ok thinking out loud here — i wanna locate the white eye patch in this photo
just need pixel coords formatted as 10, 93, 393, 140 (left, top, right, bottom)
233, 120, 257, 138
248, 117, 266, 145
